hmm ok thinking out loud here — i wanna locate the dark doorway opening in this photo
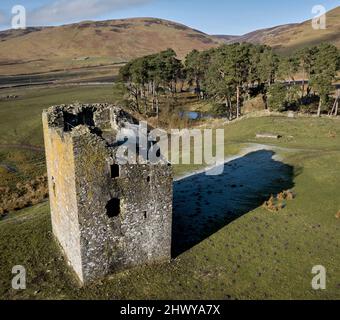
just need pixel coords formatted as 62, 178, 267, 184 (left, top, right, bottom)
110, 164, 120, 178
106, 199, 120, 218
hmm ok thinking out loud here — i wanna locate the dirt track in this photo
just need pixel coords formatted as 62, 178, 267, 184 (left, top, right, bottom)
0, 144, 44, 152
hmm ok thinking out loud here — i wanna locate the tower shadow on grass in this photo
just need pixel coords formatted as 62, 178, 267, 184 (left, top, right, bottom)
172, 150, 296, 257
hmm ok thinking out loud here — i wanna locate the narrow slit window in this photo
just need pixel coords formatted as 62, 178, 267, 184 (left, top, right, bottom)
52, 177, 56, 197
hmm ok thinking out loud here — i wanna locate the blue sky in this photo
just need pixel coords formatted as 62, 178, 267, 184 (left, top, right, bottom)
0, 0, 339, 34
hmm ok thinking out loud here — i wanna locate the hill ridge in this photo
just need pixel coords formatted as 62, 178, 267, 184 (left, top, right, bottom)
0, 6, 339, 75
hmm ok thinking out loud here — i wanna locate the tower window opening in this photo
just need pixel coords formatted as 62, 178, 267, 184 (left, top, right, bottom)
52, 176, 56, 197
63, 108, 95, 132
106, 199, 120, 218
110, 164, 120, 178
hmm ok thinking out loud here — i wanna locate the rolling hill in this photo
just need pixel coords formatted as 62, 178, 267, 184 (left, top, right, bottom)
0, 18, 220, 75
0, 6, 339, 76
217, 6, 340, 53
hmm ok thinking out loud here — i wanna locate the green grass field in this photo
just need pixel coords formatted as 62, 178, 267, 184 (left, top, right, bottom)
0, 85, 124, 191
0, 86, 340, 299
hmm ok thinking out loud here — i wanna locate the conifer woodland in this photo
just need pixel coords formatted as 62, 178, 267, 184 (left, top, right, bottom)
119, 43, 340, 120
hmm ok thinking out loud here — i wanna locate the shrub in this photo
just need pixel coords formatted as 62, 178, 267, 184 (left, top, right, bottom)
0, 174, 48, 214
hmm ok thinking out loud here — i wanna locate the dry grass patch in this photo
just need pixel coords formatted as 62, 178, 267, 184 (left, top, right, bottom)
263, 190, 296, 212
0, 175, 48, 217
336, 211, 340, 219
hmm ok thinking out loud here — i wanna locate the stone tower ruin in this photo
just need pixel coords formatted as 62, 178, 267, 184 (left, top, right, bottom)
42, 104, 173, 284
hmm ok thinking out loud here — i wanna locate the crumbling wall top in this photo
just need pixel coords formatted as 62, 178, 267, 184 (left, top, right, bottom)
43, 103, 138, 134
43, 103, 169, 165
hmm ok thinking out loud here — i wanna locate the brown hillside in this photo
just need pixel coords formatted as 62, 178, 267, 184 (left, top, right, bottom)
0, 7, 339, 75
0, 18, 220, 75
228, 6, 340, 53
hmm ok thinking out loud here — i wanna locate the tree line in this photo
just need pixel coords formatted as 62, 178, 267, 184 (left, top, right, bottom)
119, 43, 340, 119
119, 49, 184, 115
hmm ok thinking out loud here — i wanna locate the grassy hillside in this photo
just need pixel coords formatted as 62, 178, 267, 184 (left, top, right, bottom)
1, 113, 340, 299
1, 7, 339, 75
231, 6, 340, 53
0, 18, 220, 75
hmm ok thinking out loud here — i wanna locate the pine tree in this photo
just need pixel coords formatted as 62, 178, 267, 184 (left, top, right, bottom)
310, 43, 339, 116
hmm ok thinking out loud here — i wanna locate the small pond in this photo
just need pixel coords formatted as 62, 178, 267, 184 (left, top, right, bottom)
179, 111, 225, 120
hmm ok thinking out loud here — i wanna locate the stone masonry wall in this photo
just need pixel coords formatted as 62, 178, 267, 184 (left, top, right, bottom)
42, 113, 83, 282
72, 127, 172, 282
43, 104, 173, 284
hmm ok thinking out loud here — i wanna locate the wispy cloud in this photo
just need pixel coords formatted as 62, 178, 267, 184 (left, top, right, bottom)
29, 0, 153, 25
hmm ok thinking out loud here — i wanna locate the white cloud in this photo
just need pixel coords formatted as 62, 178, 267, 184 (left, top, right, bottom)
28, 0, 152, 26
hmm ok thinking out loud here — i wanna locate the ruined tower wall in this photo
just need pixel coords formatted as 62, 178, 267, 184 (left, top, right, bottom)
72, 130, 173, 282
72, 130, 120, 282
42, 113, 83, 281
119, 164, 172, 268
43, 104, 173, 284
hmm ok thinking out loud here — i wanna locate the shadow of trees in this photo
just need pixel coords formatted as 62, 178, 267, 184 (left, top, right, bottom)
172, 150, 296, 257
